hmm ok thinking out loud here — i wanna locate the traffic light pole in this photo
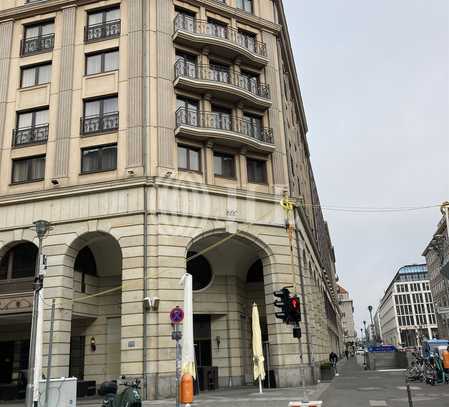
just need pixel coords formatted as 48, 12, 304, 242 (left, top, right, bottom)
297, 327, 308, 403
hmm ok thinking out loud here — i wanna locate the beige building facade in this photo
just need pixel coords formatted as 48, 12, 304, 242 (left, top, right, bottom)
0, 0, 342, 400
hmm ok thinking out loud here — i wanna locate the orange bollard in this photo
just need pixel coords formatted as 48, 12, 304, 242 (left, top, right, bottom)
180, 373, 194, 404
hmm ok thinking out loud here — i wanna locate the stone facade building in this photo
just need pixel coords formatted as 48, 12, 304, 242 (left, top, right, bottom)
337, 285, 355, 350
0, 0, 342, 399
376, 264, 437, 347
423, 210, 449, 338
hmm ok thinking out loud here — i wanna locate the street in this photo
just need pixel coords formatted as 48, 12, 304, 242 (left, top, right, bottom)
321, 358, 449, 407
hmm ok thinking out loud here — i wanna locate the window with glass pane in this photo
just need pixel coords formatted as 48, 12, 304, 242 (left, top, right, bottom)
211, 107, 231, 130
21, 63, 51, 88
237, 30, 256, 51
247, 158, 267, 183
176, 97, 199, 126
17, 109, 48, 129
81, 144, 117, 173
88, 8, 120, 26
176, 52, 197, 78
214, 152, 235, 178
243, 114, 262, 138
240, 71, 258, 93
207, 19, 227, 38
237, 0, 253, 13
86, 50, 119, 75
209, 63, 229, 83
12, 156, 45, 183
178, 145, 201, 172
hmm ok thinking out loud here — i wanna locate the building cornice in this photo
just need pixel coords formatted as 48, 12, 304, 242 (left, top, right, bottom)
0, 176, 285, 208
0, 0, 118, 21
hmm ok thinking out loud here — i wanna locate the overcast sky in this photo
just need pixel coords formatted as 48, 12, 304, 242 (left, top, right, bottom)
283, 0, 449, 335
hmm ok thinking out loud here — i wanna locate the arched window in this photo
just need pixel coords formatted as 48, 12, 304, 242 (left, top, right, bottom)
0, 242, 38, 280
74, 246, 97, 293
187, 251, 213, 291
246, 259, 263, 283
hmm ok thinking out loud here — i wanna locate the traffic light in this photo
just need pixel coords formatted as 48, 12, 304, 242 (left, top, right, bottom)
273, 288, 290, 323
288, 294, 301, 324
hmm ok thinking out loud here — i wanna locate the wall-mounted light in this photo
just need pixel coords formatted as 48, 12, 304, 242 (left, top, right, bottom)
90, 336, 96, 352
216, 336, 221, 350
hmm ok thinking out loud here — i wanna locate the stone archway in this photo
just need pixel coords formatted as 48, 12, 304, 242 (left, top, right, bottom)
185, 230, 273, 389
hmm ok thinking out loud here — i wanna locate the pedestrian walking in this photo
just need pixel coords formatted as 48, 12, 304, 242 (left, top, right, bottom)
329, 351, 339, 375
442, 346, 449, 382
345, 349, 349, 360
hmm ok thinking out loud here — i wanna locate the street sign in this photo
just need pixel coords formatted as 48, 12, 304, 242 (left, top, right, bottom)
170, 306, 184, 324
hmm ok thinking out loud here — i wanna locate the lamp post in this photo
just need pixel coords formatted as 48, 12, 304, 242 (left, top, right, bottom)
363, 320, 369, 345
26, 220, 51, 407
368, 305, 374, 345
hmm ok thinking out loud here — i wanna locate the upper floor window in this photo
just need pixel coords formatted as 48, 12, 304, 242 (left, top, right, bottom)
206, 18, 228, 39
242, 113, 262, 138
86, 49, 119, 75
21, 63, 51, 88
211, 106, 232, 131
85, 7, 120, 43
247, 158, 267, 184
175, 52, 197, 78
81, 144, 117, 174
13, 108, 49, 147
237, 0, 253, 13
12, 155, 45, 184
21, 21, 54, 56
174, 10, 196, 32
237, 29, 256, 52
176, 97, 199, 127
82, 96, 119, 135
178, 144, 201, 172
214, 152, 235, 178
0, 242, 38, 280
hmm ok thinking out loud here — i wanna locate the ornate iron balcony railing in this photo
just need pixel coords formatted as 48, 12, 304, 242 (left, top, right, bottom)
80, 112, 119, 135
176, 108, 273, 144
84, 20, 121, 43
175, 60, 271, 100
20, 33, 54, 56
174, 15, 267, 58
12, 124, 49, 147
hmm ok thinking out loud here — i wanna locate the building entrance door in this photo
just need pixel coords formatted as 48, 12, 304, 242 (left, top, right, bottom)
194, 315, 217, 390
0, 341, 14, 384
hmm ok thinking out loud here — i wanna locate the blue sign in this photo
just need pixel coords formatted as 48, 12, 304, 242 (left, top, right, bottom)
170, 306, 184, 324
368, 345, 397, 353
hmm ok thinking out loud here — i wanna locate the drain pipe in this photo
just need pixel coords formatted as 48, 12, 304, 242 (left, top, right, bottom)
142, 0, 149, 399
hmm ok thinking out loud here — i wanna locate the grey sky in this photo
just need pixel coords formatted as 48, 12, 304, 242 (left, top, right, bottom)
283, 0, 449, 335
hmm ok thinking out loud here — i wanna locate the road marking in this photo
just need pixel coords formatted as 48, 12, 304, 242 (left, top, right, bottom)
369, 401, 387, 406
397, 385, 421, 390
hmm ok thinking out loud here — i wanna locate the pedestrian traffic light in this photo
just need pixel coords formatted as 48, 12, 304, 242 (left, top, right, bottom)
289, 294, 301, 323
273, 287, 290, 323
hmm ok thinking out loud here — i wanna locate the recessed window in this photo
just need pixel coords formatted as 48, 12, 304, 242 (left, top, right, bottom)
237, 0, 253, 13
237, 29, 256, 52
21, 63, 51, 88
211, 106, 232, 131
214, 152, 235, 178
206, 18, 228, 39
12, 155, 45, 184
178, 145, 201, 172
176, 97, 199, 127
0, 242, 38, 280
247, 158, 267, 184
82, 96, 119, 135
187, 252, 213, 291
21, 21, 54, 56
242, 113, 262, 138
14, 108, 49, 147
86, 7, 121, 42
81, 144, 117, 174
86, 49, 119, 75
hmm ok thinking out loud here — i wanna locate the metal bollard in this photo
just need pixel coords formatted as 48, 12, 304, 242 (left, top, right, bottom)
406, 383, 414, 407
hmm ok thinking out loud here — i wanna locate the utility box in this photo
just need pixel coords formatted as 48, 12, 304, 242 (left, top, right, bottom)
39, 377, 77, 407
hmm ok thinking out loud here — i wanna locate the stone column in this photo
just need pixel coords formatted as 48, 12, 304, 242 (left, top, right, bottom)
0, 20, 13, 172
54, 6, 76, 178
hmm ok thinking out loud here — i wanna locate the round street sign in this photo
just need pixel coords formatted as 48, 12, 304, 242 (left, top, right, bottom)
170, 306, 184, 324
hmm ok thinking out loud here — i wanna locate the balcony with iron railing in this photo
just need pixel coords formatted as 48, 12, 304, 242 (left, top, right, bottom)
84, 20, 121, 43
175, 107, 274, 152
20, 33, 54, 57
173, 15, 268, 67
12, 124, 49, 147
174, 60, 271, 108
80, 112, 119, 135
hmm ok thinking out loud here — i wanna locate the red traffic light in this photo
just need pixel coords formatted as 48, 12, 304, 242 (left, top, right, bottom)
290, 297, 300, 311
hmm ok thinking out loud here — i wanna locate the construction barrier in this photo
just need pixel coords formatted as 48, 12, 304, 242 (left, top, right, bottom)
289, 402, 322, 407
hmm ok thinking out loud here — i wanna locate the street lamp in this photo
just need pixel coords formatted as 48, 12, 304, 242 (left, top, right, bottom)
363, 320, 369, 344
26, 220, 51, 407
368, 305, 374, 345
